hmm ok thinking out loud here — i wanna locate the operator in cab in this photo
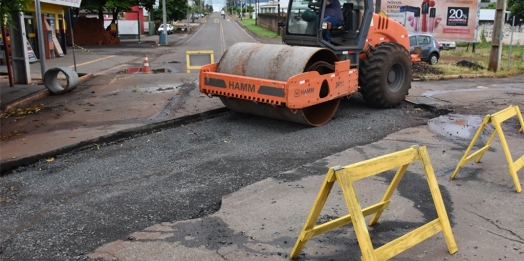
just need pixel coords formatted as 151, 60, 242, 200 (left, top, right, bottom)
322, 0, 344, 42
309, 0, 344, 43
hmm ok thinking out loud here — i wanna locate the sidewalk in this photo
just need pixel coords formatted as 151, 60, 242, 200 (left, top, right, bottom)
0, 31, 228, 173
0, 33, 187, 111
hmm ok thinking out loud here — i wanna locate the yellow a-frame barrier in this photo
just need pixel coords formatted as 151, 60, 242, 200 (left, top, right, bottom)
291, 145, 458, 261
450, 105, 524, 192
186, 50, 214, 73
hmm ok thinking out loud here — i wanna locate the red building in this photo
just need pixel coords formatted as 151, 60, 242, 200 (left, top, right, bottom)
124, 6, 146, 35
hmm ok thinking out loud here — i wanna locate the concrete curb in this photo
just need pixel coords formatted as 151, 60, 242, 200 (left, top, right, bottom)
2, 72, 94, 111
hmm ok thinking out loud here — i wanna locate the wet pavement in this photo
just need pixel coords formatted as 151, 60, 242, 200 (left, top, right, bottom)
86, 115, 524, 261
1, 13, 524, 261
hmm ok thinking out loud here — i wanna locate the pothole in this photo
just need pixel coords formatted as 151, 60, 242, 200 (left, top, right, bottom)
427, 114, 493, 140
152, 68, 172, 74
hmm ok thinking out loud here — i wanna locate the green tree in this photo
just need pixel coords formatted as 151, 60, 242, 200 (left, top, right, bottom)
0, 0, 31, 28
152, 0, 188, 23
205, 4, 214, 13
483, 2, 496, 9
80, 0, 107, 20
189, 0, 207, 22
80, 0, 156, 22
508, 0, 524, 18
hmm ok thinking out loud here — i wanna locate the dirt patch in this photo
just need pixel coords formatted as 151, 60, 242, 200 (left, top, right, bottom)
412, 62, 444, 75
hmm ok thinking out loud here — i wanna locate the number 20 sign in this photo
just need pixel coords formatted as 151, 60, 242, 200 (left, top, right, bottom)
447, 7, 469, 27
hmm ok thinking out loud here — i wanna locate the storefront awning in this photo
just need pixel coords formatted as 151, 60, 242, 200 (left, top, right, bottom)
39, 0, 82, 8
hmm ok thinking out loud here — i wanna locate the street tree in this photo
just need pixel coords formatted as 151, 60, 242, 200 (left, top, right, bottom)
205, 4, 213, 13
79, 0, 107, 20
0, 0, 31, 28
80, 0, 156, 23
151, 0, 189, 23
507, 0, 524, 18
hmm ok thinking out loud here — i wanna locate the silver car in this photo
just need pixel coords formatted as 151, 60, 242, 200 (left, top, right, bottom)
409, 34, 440, 65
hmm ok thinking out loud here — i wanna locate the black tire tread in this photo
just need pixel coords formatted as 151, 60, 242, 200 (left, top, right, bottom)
358, 42, 412, 108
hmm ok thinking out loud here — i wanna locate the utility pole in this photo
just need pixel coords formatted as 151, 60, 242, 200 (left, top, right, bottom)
277, 0, 280, 35
160, 0, 167, 45
488, 0, 506, 72
187, 0, 191, 30
35, 0, 47, 78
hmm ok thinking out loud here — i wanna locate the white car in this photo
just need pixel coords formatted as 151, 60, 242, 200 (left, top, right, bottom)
438, 40, 456, 50
158, 24, 174, 35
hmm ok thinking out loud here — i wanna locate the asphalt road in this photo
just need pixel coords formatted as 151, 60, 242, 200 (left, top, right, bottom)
0, 95, 434, 260
0, 13, 439, 260
1, 12, 524, 261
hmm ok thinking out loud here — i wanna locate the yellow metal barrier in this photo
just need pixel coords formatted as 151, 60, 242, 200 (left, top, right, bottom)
450, 105, 524, 192
186, 50, 214, 73
291, 145, 458, 261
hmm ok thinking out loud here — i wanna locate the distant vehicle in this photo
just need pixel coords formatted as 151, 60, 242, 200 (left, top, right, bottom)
409, 33, 440, 65
158, 24, 174, 35
192, 13, 204, 19
438, 40, 456, 50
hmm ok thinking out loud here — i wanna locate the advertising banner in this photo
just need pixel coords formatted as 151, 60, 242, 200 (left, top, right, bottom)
40, 0, 82, 8
377, 0, 481, 42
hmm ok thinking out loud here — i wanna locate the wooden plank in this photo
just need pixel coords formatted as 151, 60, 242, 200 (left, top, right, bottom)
515, 107, 524, 132
513, 155, 524, 171
304, 200, 391, 239
418, 147, 458, 254
451, 115, 492, 179
492, 118, 522, 193
52, 35, 64, 57
337, 173, 378, 261
290, 170, 337, 258
461, 145, 490, 164
490, 106, 519, 123
373, 219, 442, 261
369, 164, 409, 226
336, 147, 420, 181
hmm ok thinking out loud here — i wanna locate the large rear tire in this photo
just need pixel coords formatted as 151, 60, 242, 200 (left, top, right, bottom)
358, 42, 412, 108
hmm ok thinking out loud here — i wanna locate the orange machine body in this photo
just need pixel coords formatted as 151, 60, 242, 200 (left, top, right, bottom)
200, 60, 359, 110
360, 13, 416, 61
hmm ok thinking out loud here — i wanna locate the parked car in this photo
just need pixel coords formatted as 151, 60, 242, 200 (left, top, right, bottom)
191, 13, 204, 19
438, 40, 456, 50
409, 33, 440, 65
158, 24, 174, 35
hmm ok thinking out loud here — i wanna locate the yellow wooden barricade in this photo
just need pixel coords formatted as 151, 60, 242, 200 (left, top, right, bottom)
186, 50, 214, 73
450, 105, 524, 192
291, 145, 458, 261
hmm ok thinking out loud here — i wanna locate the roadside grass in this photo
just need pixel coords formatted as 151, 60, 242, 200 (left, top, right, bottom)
433, 43, 524, 78
238, 18, 281, 39
450, 42, 524, 59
